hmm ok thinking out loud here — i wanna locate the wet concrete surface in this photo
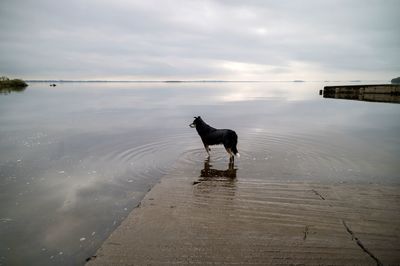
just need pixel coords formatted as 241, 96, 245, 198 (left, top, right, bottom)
87, 158, 400, 265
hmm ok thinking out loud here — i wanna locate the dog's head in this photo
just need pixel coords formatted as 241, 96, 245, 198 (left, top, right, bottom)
189, 116, 201, 128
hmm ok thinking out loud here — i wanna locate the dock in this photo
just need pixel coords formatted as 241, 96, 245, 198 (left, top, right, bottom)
322, 84, 400, 103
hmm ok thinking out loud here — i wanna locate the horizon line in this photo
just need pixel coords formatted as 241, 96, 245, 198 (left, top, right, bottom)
25, 79, 388, 83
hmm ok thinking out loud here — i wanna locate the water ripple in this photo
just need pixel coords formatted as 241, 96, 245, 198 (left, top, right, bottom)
85, 129, 370, 182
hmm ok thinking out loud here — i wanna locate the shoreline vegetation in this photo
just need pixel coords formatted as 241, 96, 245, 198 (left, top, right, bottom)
0, 76, 28, 94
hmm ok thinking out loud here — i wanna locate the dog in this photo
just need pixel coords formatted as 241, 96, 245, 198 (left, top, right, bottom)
189, 116, 240, 159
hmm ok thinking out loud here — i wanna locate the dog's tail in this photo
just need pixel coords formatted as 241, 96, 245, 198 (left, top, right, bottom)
231, 131, 240, 157
231, 145, 240, 157
232, 141, 240, 157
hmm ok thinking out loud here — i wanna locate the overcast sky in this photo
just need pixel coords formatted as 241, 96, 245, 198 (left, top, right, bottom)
0, 0, 399, 81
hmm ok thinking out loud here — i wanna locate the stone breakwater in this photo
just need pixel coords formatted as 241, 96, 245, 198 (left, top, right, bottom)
322, 84, 400, 103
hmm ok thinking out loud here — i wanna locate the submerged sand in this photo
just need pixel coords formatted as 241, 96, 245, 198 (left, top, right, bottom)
87, 160, 400, 265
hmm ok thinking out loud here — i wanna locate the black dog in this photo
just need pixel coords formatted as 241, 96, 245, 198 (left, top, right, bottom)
189, 116, 240, 159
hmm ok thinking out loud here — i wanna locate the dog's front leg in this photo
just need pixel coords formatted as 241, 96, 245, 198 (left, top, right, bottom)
204, 144, 210, 156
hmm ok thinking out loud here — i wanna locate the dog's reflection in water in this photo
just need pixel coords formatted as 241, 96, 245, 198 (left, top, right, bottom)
194, 158, 237, 185
193, 158, 237, 202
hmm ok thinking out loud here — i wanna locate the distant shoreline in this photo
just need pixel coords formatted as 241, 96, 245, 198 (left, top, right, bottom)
26, 80, 388, 83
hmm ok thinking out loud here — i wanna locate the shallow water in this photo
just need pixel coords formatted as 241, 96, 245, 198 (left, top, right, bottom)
0, 81, 399, 265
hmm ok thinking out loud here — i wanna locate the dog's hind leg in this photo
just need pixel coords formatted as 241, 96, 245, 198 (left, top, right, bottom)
225, 147, 234, 160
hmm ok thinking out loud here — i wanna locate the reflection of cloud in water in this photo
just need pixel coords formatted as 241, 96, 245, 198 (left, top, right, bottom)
41, 170, 151, 261
215, 83, 315, 102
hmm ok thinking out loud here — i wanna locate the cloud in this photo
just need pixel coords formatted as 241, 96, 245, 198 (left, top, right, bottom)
0, 0, 399, 80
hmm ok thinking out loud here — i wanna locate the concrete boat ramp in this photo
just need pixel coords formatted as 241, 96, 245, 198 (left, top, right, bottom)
87, 160, 400, 265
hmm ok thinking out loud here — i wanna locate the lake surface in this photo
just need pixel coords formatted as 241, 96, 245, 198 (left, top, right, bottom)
1, 81, 399, 265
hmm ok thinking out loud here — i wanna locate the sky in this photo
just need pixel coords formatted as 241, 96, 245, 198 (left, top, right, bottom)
0, 0, 399, 81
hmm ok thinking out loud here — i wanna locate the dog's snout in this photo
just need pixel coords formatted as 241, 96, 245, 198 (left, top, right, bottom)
189, 123, 195, 128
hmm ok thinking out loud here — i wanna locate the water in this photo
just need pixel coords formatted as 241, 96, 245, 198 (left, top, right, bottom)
1, 81, 399, 265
